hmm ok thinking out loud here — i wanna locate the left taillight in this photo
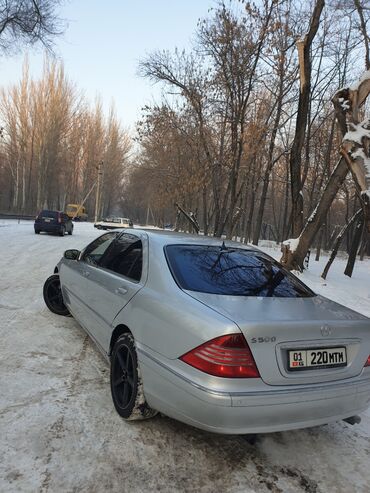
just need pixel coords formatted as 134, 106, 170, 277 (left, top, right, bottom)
58, 212, 62, 223
180, 333, 260, 378
365, 355, 370, 367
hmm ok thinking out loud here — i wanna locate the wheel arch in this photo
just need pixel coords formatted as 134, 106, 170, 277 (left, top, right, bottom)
109, 324, 132, 356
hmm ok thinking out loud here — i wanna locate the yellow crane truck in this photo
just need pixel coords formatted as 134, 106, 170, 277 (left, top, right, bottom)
66, 204, 88, 221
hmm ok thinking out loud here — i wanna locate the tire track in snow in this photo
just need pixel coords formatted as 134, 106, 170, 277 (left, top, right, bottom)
38, 334, 93, 492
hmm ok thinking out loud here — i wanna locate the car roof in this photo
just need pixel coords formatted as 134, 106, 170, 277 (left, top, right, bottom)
101, 217, 129, 220
121, 228, 260, 251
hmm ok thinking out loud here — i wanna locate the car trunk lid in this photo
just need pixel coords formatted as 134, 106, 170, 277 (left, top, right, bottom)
185, 292, 370, 386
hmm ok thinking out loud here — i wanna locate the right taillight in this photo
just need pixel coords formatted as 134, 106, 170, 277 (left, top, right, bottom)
365, 355, 370, 367
180, 333, 260, 378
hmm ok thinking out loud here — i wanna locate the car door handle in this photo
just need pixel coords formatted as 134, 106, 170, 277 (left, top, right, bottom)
115, 287, 127, 295
82, 270, 90, 278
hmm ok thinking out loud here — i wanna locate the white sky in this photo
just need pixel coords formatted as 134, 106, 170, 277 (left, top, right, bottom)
0, 0, 215, 132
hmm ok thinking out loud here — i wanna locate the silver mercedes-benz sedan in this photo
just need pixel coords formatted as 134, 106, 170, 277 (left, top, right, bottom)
43, 229, 370, 434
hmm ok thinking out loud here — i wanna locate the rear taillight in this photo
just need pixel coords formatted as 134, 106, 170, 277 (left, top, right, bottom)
58, 213, 62, 223
365, 355, 370, 367
180, 333, 260, 378
35, 210, 41, 220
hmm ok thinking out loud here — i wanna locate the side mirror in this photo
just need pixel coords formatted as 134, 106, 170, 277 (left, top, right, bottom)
64, 249, 80, 260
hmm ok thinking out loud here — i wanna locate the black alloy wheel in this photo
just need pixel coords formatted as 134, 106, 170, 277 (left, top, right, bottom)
43, 274, 70, 316
110, 333, 157, 420
111, 340, 136, 414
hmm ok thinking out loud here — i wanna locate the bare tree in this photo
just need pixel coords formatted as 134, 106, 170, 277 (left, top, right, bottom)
0, 58, 130, 216
321, 208, 362, 279
280, 1, 370, 270
127, 0, 370, 270
0, 0, 63, 54
252, 1, 297, 245
289, 0, 325, 237
139, 1, 280, 237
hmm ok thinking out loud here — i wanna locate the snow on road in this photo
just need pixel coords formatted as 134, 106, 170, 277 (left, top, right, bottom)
1, 221, 370, 493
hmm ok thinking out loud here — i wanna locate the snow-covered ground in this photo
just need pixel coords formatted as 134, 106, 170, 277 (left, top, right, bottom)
1, 220, 370, 493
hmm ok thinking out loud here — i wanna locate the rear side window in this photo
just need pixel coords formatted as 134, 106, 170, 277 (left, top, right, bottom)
100, 233, 142, 281
165, 245, 315, 298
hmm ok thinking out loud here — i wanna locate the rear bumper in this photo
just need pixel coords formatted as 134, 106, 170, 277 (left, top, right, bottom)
138, 347, 370, 434
35, 223, 61, 233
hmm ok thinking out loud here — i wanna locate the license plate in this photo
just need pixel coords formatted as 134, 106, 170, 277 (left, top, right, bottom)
43, 218, 51, 222
288, 347, 347, 371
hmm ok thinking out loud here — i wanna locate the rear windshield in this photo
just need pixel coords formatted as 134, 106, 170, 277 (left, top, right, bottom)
40, 210, 58, 219
165, 245, 315, 298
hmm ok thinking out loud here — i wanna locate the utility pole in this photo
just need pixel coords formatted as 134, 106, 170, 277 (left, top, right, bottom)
72, 182, 96, 220
146, 203, 150, 226
94, 161, 103, 223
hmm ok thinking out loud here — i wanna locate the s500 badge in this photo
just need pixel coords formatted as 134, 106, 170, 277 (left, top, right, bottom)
251, 336, 276, 343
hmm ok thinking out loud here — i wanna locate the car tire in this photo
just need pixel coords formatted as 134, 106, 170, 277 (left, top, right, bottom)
110, 333, 157, 420
43, 274, 71, 316
35, 230, 40, 234
59, 226, 65, 237
68, 228, 73, 236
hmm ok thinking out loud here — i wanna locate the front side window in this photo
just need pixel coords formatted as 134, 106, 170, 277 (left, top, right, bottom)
165, 245, 315, 298
81, 232, 117, 266
100, 233, 142, 281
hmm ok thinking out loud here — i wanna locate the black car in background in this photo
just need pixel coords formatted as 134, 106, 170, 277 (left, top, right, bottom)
34, 210, 73, 236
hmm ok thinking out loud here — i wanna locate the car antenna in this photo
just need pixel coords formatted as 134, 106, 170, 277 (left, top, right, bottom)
219, 240, 236, 253
221, 240, 227, 250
